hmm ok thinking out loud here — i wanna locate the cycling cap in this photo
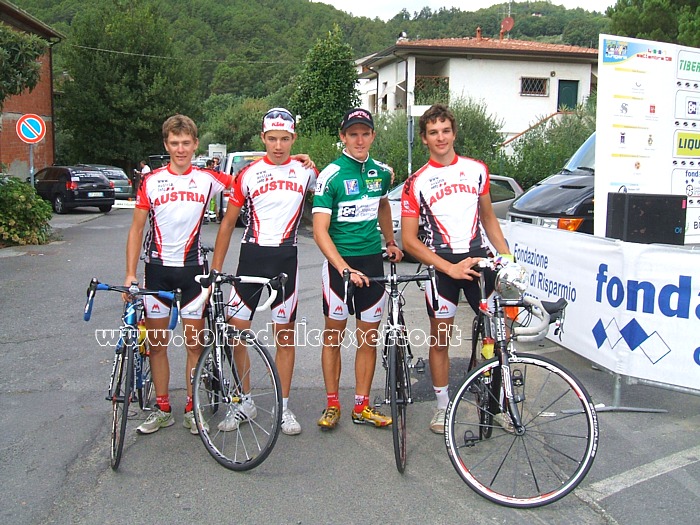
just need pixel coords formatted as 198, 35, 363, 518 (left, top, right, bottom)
263, 108, 295, 133
340, 108, 374, 131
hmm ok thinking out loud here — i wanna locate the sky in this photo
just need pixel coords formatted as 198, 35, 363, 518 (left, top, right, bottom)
314, 1, 614, 21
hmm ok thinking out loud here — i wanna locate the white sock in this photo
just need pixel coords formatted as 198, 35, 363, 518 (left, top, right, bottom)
434, 385, 449, 410
283, 397, 289, 411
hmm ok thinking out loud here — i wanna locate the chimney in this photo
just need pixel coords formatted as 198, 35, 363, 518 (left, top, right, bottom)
476, 27, 482, 40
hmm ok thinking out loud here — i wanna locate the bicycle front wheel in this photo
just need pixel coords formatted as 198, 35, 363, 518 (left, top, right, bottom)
193, 330, 282, 471
445, 353, 598, 508
389, 336, 410, 473
469, 314, 495, 439
110, 345, 133, 470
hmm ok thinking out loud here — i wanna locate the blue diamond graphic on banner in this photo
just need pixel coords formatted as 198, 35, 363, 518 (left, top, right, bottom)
592, 319, 607, 348
620, 319, 649, 350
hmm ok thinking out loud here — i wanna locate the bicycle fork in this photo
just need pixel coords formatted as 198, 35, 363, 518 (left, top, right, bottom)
493, 299, 526, 435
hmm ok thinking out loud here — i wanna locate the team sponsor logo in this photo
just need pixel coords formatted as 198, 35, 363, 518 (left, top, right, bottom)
157, 180, 175, 192
256, 172, 273, 184
366, 178, 382, 192
288, 168, 297, 179
151, 303, 161, 314
188, 178, 197, 189
344, 179, 360, 195
336, 199, 379, 221
334, 305, 344, 314
367, 169, 377, 177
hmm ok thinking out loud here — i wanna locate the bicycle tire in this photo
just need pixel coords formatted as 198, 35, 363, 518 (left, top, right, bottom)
201, 312, 221, 414
193, 330, 282, 471
445, 353, 598, 508
110, 345, 133, 470
136, 337, 154, 411
469, 315, 494, 439
389, 334, 409, 473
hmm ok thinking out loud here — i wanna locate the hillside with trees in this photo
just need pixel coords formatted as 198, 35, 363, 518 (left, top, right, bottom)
9, 0, 610, 168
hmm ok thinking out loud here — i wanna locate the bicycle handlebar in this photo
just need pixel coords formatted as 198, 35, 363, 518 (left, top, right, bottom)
342, 264, 438, 316
186, 270, 288, 314
83, 279, 181, 330
512, 296, 567, 342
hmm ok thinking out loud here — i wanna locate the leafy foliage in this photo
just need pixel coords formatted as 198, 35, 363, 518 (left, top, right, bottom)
55, 0, 202, 166
289, 25, 360, 134
499, 101, 597, 190
0, 25, 48, 109
607, 0, 700, 46
0, 177, 53, 246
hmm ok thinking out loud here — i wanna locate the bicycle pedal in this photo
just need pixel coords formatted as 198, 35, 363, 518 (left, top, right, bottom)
414, 357, 426, 373
373, 395, 383, 409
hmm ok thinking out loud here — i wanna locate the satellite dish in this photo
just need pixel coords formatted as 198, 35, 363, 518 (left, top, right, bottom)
501, 16, 514, 32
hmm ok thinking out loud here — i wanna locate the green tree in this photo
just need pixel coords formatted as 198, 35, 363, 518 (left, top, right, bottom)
56, 0, 202, 166
0, 25, 48, 109
502, 102, 596, 190
607, 0, 700, 45
289, 25, 360, 134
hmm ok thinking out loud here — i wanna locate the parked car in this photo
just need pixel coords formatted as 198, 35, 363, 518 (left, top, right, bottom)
217, 151, 266, 222
31, 165, 115, 214
382, 174, 524, 260
83, 164, 133, 199
507, 132, 595, 234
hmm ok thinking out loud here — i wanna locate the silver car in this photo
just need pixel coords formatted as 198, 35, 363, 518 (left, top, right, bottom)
383, 174, 523, 260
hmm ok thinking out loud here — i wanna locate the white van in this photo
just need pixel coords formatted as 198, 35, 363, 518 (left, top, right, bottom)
217, 151, 265, 220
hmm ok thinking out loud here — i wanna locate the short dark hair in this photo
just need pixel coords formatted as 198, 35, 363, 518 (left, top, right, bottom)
419, 104, 457, 138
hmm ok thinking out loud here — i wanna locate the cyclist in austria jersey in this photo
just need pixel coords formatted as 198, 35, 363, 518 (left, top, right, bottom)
401, 104, 511, 435
125, 115, 233, 436
210, 107, 317, 436
312, 108, 403, 431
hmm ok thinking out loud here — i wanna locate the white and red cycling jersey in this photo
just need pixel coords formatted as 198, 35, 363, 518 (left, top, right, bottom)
230, 156, 317, 246
402, 155, 489, 254
136, 165, 231, 266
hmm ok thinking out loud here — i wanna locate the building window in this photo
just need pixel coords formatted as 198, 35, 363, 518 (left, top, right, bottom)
520, 77, 549, 96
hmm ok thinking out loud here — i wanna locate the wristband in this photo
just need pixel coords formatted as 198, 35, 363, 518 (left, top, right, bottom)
497, 253, 515, 263
386, 240, 398, 248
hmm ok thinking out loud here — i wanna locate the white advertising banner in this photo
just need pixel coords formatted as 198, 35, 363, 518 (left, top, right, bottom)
504, 221, 700, 392
596, 34, 700, 244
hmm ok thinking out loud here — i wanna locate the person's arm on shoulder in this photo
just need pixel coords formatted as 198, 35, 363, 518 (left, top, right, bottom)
292, 153, 315, 170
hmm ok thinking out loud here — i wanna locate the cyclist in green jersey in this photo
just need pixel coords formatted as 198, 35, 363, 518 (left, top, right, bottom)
312, 108, 403, 430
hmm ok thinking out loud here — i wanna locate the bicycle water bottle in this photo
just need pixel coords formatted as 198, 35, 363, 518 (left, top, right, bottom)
481, 337, 495, 360
137, 319, 148, 355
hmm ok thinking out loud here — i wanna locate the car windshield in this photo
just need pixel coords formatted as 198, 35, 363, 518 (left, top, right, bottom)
387, 182, 404, 200
562, 132, 595, 173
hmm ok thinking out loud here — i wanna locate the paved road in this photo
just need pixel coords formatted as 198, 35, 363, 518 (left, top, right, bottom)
1, 209, 699, 525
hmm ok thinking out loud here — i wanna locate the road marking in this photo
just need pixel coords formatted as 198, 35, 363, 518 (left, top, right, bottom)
578, 443, 700, 501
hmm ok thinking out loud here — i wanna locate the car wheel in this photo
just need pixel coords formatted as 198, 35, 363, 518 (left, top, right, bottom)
53, 194, 66, 214
99, 205, 112, 213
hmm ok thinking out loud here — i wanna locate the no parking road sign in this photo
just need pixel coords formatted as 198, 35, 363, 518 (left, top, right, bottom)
16, 114, 46, 144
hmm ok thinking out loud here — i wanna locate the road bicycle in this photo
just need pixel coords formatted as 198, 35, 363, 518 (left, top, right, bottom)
444, 257, 599, 508
343, 261, 437, 473
187, 268, 285, 471
83, 280, 181, 470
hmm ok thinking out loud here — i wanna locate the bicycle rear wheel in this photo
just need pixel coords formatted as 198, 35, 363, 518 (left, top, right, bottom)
110, 344, 133, 470
193, 330, 282, 471
445, 353, 598, 508
389, 335, 410, 473
136, 344, 154, 411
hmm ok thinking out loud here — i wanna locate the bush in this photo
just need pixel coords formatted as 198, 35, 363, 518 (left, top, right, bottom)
0, 177, 53, 246
499, 102, 596, 190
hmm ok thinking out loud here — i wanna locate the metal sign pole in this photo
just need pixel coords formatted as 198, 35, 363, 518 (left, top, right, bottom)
29, 144, 35, 186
